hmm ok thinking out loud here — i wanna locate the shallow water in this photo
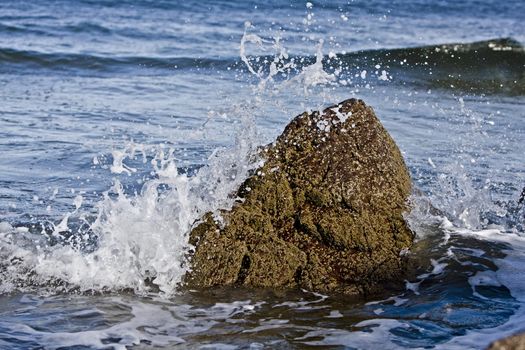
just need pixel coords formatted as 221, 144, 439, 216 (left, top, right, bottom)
0, 0, 524, 349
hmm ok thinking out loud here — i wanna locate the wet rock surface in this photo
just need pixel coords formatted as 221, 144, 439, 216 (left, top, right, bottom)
488, 333, 525, 350
185, 98, 414, 296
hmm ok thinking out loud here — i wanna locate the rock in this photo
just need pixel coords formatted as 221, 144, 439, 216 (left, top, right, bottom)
185, 98, 414, 296
488, 333, 525, 350
519, 186, 525, 206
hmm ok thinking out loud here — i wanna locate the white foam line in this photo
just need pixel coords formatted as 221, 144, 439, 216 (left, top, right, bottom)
296, 319, 409, 350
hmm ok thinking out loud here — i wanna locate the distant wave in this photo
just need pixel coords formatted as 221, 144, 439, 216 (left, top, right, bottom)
1, 38, 523, 94
0, 48, 233, 72
343, 37, 524, 65
340, 38, 525, 95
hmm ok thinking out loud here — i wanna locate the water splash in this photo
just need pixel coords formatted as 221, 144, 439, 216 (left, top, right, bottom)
0, 23, 340, 296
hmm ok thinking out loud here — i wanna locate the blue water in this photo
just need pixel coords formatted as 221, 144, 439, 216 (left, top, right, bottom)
0, 0, 524, 349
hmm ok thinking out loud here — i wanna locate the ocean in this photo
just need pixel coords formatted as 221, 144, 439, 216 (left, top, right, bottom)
0, 0, 524, 348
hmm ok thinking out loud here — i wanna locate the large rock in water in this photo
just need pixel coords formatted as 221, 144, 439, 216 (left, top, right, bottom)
185, 99, 414, 296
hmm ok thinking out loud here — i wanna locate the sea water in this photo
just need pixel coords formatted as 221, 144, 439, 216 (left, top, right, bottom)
0, 0, 524, 348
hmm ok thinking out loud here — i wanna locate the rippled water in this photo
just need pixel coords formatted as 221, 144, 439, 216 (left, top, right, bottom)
0, 0, 524, 349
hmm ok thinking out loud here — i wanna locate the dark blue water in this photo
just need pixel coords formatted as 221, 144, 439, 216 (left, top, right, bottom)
0, 0, 524, 349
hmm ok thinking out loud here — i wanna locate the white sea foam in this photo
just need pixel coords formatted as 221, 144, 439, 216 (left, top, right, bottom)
0, 115, 263, 296
297, 318, 409, 349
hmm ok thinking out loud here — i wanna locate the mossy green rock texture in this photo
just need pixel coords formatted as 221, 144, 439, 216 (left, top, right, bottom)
186, 99, 414, 295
